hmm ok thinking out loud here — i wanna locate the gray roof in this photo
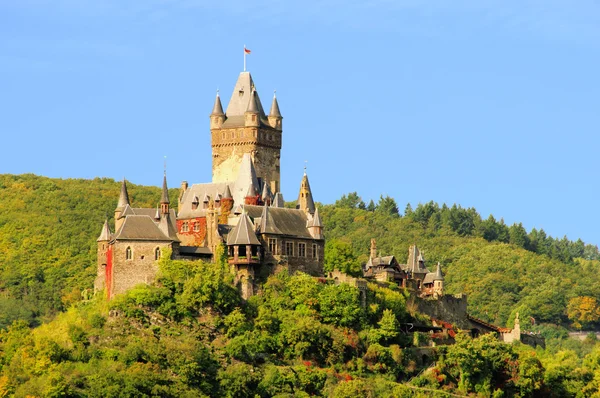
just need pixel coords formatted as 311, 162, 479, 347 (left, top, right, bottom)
259, 205, 281, 234
119, 204, 136, 218
407, 245, 430, 274
97, 219, 112, 241
233, 153, 260, 205
225, 72, 266, 117
269, 93, 282, 117
227, 212, 261, 246
261, 180, 271, 201
246, 89, 260, 113
243, 205, 315, 239
178, 182, 231, 218
117, 179, 130, 209
272, 192, 285, 208
434, 262, 444, 281
211, 92, 224, 115
423, 273, 435, 284
112, 215, 175, 242
366, 255, 397, 268
308, 207, 322, 228
223, 185, 232, 199
161, 174, 170, 204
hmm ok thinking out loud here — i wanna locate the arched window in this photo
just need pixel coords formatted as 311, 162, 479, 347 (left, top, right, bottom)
155, 247, 161, 260
126, 246, 132, 260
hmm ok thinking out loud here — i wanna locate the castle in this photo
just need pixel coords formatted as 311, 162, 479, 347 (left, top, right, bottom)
95, 70, 325, 299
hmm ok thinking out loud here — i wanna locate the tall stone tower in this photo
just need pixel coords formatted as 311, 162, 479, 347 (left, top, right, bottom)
210, 72, 283, 193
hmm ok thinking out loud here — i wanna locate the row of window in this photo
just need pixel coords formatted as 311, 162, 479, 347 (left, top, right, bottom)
125, 246, 161, 261
220, 130, 278, 142
181, 221, 201, 233
268, 239, 318, 259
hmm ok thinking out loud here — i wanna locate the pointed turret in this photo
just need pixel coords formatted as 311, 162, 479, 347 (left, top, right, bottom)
268, 91, 283, 130
210, 91, 226, 129
307, 207, 323, 239
233, 153, 260, 205
223, 185, 232, 199
245, 89, 261, 127
261, 180, 271, 205
227, 211, 261, 246
259, 204, 280, 234
154, 205, 160, 220
115, 179, 130, 231
434, 262, 444, 281
297, 170, 315, 215
160, 173, 170, 215
97, 219, 112, 242
272, 192, 285, 208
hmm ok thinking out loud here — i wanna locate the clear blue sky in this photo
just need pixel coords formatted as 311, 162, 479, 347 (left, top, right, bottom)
1, 1, 599, 245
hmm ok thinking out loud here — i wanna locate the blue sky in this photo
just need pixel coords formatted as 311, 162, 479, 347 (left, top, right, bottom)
1, 1, 599, 245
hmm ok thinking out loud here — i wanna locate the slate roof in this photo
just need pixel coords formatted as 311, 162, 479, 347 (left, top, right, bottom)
366, 255, 398, 268
178, 182, 231, 218
97, 219, 112, 241
434, 262, 444, 281
243, 205, 315, 239
221, 72, 271, 128
161, 174, 170, 204
269, 93, 282, 117
227, 212, 261, 246
211, 92, 224, 115
117, 179, 130, 209
272, 192, 285, 208
259, 205, 281, 234
308, 207, 322, 228
297, 173, 315, 214
112, 215, 174, 241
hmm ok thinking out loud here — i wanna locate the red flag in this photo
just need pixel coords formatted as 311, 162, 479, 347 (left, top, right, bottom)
244, 48, 251, 54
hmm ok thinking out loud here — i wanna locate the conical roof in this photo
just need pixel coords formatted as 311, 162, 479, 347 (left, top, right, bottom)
434, 262, 444, 281
233, 204, 243, 215
259, 204, 281, 234
211, 92, 225, 115
227, 212, 261, 246
97, 219, 112, 241
223, 185, 232, 199
246, 89, 260, 113
161, 173, 170, 204
233, 153, 260, 204
246, 181, 258, 198
269, 92, 281, 117
117, 179, 130, 209
154, 205, 160, 220
272, 192, 285, 208
308, 207, 323, 228
261, 181, 271, 201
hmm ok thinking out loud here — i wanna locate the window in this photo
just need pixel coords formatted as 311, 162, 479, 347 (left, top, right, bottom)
252, 114, 256, 122
285, 242, 294, 256
268, 238, 277, 253
312, 244, 318, 259
193, 223, 200, 232
298, 243, 306, 257
126, 246, 132, 260
182, 221, 189, 232
155, 247, 161, 260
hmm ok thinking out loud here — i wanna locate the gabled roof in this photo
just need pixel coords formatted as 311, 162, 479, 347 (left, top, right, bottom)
227, 212, 261, 246
243, 205, 316, 239
97, 219, 112, 242
112, 215, 174, 241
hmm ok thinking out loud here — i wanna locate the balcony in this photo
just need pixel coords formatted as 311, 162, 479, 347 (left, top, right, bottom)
228, 255, 261, 265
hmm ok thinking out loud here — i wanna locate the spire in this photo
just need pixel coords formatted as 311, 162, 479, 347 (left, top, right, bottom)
161, 173, 170, 204
309, 207, 323, 228
97, 219, 112, 242
297, 172, 315, 215
261, 180, 271, 203
233, 153, 260, 204
211, 90, 225, 115
246, 181, 258, 198
223, 185, 232, 199
434, 262, 444, 281
154, 204, 160, 220
117, 179, 130, 210
225, 72, 265, 117
269, 91, 281, 117
246, 88, 260, 113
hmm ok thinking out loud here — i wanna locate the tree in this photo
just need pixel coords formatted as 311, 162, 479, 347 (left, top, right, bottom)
335, 192, 365, 209
376, 195, 399, 217
567, 296, 600, 330
367, 200, 376, 212
324, 239, 362, 276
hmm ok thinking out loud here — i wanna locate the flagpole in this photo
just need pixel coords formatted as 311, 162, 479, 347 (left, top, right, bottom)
243, 45, 246, 72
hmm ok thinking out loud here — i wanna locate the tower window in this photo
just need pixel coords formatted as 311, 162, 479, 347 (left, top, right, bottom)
252, 114, 256, 122
155, 247, 161, 260
126, 246, 132, 260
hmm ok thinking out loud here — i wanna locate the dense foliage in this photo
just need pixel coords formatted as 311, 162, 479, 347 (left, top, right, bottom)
3, 175, 600, 396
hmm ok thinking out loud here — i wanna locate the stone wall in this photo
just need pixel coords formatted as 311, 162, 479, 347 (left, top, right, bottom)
411, 294, 470, 329
211, 126, 281, 193
109, 240, 172, 298
176, 217, 207, 246
260, 234, 324, 276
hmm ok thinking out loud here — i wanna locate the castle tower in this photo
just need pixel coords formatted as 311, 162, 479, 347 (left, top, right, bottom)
210, 72, 282, 193
297, 170, 315, 215
433, 262, 444, 297
95, 219, 112, 291
307, 207, 323, 239
160, 173, 170, 215
115, 179, 130, 231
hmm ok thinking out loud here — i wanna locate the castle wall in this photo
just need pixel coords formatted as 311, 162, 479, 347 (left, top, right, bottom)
109, 241, 171, 299
95, 242, 108, 292
411, 294, 470, 329
176, 217, 207, 246
260, 234, 324, 276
